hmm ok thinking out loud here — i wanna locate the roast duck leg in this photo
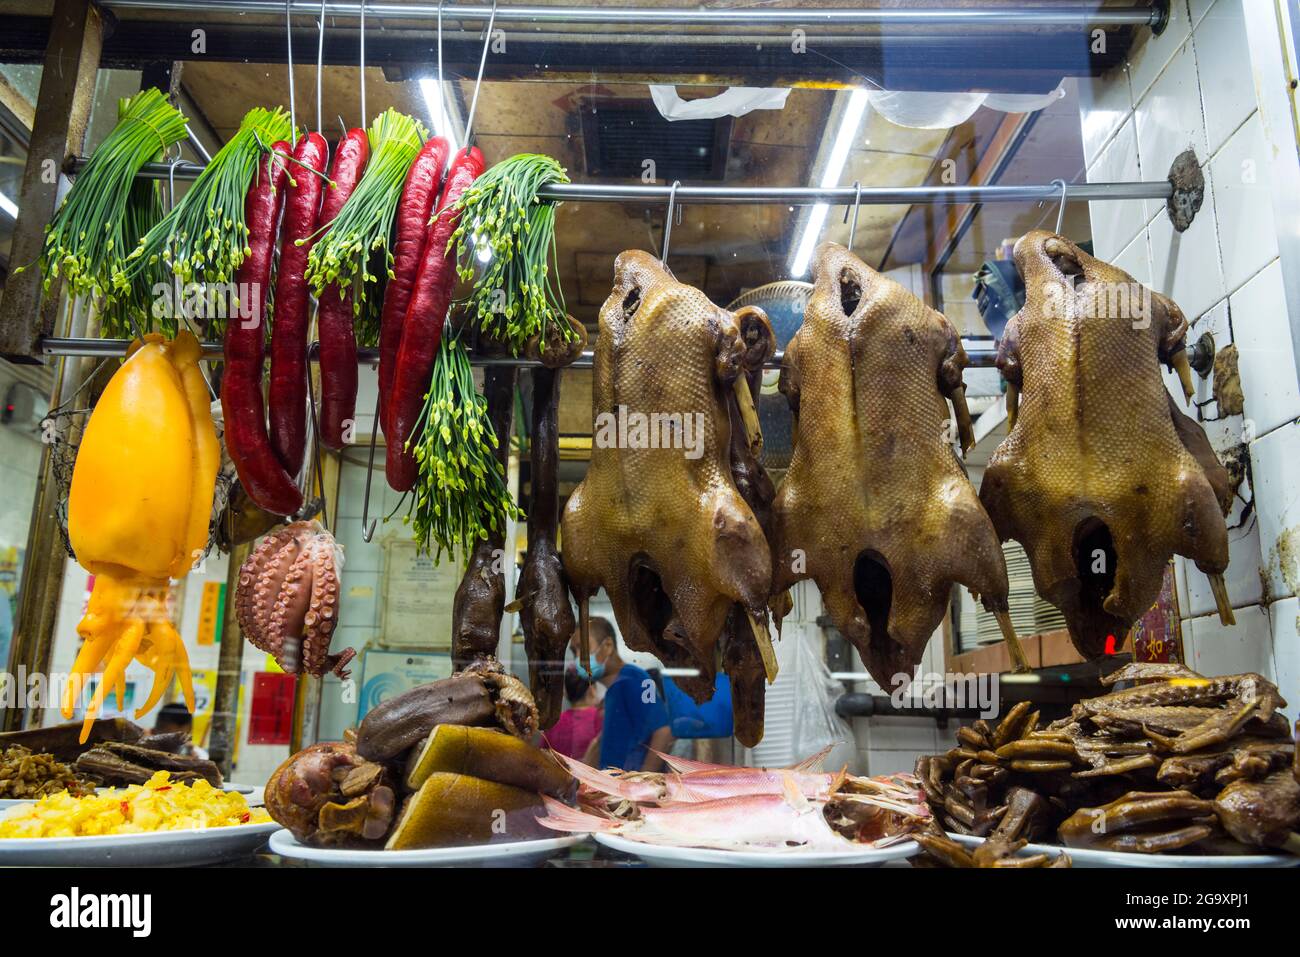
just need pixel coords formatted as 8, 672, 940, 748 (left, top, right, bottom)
770, 242, 1026, 688
561, 251, 775, 723
979, 231, 1233, 659
516, 316, 588, 728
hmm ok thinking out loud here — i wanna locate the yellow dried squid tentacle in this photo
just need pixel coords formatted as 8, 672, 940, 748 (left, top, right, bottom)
79, 617, 147, 742
144, 617, 197, 714
61, 625, 119, 718
132, 626, 177, 718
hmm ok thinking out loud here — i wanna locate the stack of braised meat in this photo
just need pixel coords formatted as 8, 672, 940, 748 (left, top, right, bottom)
914, 662, 1298, 864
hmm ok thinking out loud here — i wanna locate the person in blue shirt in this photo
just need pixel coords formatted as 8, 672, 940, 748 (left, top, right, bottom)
662, 672, 733, 740
570, 616, 673, 771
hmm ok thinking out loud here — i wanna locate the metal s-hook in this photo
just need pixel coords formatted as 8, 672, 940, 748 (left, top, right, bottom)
461, 0, 498, 153
661, 180, 681, 265
1051, 177, 1069, 235
842, 180, 862, 253
359, 0, 367, 129
359, 385, 382, 542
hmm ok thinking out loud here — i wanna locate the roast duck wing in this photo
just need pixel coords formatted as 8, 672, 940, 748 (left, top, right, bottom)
979, 231, 1233, 658
561, 251, 775, 713
517, 316, 588, 729
771, 242, 1025, 688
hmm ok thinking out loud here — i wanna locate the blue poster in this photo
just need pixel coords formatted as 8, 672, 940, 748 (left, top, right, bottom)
357, 649, 453, 722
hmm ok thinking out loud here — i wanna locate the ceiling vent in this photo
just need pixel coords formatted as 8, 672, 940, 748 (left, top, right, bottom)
580, 99, 731, 181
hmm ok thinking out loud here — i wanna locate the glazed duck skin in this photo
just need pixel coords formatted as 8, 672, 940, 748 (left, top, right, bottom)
770, 242, 1021, 687
561, 251, 773, 692
980, 231, 1232, 657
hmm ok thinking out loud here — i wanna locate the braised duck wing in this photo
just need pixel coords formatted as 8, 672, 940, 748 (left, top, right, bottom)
561, 250, 773, 693
518, 316, 588, 729
771, 242, 1022, 688
979, 231, 1232, 659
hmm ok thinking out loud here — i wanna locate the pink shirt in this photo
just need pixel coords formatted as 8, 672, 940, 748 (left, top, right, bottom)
545, 706, 603, 759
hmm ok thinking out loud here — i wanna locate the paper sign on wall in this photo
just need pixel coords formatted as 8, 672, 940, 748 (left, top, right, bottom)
196, 580, 225, 645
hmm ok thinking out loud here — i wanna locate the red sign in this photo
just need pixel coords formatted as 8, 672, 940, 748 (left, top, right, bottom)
1131, 563, 1182, 664
248, 672, 296, 745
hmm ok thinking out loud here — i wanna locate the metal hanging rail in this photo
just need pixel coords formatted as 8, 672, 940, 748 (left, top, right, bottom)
38, 337, 1001, 367
99, 1, 1162, 29
66, 157, 1175, 206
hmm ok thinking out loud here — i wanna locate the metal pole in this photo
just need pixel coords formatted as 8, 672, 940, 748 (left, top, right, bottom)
38, 336, 1001, 367
99, 1, 1161, 28
208, 542, 249, 777
63, 159, 1177, 207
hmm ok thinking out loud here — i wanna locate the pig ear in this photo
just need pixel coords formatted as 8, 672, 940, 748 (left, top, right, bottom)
733, 305, 776, 373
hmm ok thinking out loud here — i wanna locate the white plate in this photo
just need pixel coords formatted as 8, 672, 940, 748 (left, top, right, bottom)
593, 832, 919, 868
268, 828, 582, 867
0, 822, 279, 867
946, 833, 1299, 868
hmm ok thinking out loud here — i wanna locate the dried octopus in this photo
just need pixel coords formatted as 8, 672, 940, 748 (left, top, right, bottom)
235, 521, 356, 677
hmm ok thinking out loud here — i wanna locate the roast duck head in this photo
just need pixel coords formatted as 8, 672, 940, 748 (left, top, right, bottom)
771, 242, 1017, 688
980, 230, 1233, 659
561, 250, 776, 702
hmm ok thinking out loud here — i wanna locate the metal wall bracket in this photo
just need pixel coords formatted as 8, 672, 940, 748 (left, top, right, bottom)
1150, 0, 1171, 36
1167, 149, 1204, 232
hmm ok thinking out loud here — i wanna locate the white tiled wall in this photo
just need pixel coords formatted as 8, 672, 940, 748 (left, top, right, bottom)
1079, 0, 1300, 715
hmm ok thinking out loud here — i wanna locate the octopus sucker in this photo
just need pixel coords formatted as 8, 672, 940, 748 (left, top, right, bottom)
235, 521, 355, 678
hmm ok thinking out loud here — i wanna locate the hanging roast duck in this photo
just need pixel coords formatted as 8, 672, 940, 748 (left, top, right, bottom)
980, 230, 1233, 658
561, 251, 777, 717
770, 242, 1027, 687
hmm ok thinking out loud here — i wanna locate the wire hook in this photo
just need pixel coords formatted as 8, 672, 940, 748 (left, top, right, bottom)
304, 369, 331, 532
461, 0, 498, 153
359, 0, 367, 129
436, 0, 445, 138
842, 180, 862, 253
360, 384, 382, 542
285, 0, 297, 136
1051, 177, 1068, 235
316, 0, 327, 135
661, 180, 681, 265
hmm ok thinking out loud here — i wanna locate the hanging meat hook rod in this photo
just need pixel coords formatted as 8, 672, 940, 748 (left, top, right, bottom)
98, 2, 1163, 29
63, 160, 1175, 208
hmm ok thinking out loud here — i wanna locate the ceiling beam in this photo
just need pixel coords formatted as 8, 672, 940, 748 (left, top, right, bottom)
0, 16, 1134, 93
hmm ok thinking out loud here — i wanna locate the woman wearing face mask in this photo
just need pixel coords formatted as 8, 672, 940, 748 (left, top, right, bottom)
567, 616, 674, 771
542, 667, 604, 759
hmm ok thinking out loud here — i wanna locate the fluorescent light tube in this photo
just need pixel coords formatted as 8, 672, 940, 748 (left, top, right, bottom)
789, 89, 870, 278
